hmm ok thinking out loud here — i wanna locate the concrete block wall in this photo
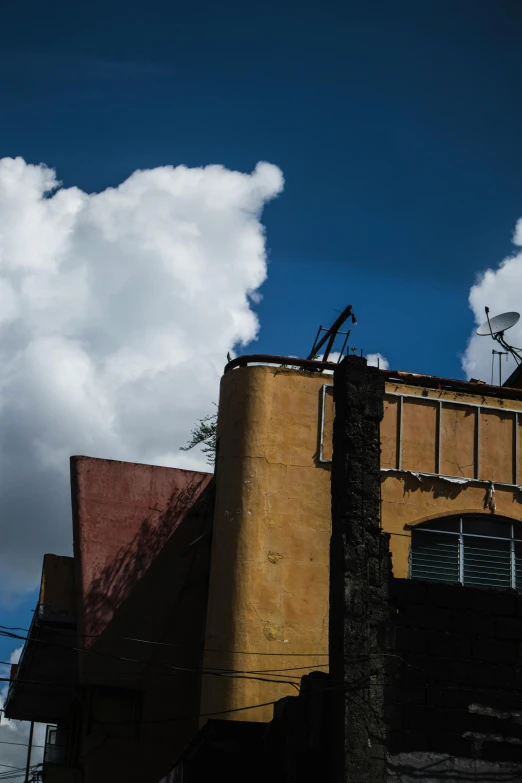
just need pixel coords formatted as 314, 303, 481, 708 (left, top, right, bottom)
387, 579, 522, 767
331, 356, 522, 783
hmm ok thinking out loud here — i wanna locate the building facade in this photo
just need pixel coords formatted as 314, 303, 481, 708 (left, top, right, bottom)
6, 354, 522, 782
6, 458, 213, 782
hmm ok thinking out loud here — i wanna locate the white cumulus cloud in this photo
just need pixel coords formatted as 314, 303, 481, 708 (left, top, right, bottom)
0, 157, 283, 599
366, 352, 389, 370
0, 646, 46, 774
462, 219, 522, 384
316, 351, 390, 373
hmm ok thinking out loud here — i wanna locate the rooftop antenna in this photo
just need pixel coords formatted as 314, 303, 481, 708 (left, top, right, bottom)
491, 349, 509, 386
477, 308, 522, 380
308, 304, 357, 365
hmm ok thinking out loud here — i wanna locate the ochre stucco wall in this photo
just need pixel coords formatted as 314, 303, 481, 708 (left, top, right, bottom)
201, 365, 331, 721
201, 366, 522, 722
381, 381, 522, 578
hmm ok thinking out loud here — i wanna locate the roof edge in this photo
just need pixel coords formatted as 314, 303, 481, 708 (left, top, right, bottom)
224, 355, 522, 401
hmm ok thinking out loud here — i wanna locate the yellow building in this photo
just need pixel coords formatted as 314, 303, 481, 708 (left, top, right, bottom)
200, 357, 522, 720
7, 352, 522, 782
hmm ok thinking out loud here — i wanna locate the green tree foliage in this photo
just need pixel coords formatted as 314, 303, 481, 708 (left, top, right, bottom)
180, 410, 218, 466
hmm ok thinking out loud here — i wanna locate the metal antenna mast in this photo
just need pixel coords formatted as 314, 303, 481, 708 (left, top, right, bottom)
308, 304, 357, 364
491, 349, 509, 385
477, 308, 522, 379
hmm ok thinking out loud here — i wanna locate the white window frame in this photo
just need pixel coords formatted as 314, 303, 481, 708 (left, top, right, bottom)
411, 515, 522, 590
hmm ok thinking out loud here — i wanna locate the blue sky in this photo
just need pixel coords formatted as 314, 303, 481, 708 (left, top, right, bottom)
2, 0, 522, 380
1, 0, 522, 656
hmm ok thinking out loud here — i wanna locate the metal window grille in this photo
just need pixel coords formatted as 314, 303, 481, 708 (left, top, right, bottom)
411, 516, 522, 591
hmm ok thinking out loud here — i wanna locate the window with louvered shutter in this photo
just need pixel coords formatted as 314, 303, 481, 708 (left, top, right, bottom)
410, 531, 459, 584
515, 539, 522, 591
410, 516, 522, 591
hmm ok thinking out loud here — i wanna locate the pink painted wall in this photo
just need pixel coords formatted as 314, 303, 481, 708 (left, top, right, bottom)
71, 456, 211, 645
70, 456, 214, 783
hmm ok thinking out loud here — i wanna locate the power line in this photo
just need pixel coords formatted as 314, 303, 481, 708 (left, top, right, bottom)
2, 658, 327, 682
0, 676, 71, 688
0, 628, 429, 683
94, 672, 379, 727
3, 662, 522, 728
0, 766, 40, 782
5, 627, 522, 701
0, 629, 324, 685
0, 624, 329, 657
0, 642, 424, 697
0, 636, 320, 688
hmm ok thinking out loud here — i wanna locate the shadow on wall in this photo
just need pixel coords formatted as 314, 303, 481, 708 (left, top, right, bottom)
399, 474, 465, 501
82, 472, 210, 643
73, 465, 215, 783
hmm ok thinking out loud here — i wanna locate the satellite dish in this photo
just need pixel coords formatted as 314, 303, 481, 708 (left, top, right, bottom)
477, 311, 520, 336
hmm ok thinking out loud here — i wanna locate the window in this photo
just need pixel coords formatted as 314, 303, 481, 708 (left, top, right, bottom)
410, 515, 522, 591
44, 724, 71, 765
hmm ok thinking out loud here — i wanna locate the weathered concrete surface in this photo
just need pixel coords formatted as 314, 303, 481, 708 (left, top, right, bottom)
330, 356, 391, 783
201, 365, 332, 722
386, 579, 522, 779
329, 359, 522, 783
387, 753, 522, 782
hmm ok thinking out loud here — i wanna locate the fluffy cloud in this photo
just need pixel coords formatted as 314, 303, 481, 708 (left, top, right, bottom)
0, 647, 46, 775
316, 351, 390, 373
366, 352, 389, 370
0, 157, 283, 598
462, 220, 522, 384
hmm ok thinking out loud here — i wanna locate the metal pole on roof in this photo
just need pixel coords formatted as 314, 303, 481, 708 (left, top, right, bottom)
24, 721, 34, 783
307, 304, 356, 362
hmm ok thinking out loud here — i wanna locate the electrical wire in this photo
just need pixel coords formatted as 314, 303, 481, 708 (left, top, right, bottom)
92, 671, 380, 727
0, 628, 429, 682
102, 664, 510, 731
0, 766, 40, 782
2, 658, 326, 682
0, 628, 324, 685
0, 631, 445, 697
7, 621, 522, 700
0, 623, 329, 657
3, 656, 522, 728
0, 636, 512, 712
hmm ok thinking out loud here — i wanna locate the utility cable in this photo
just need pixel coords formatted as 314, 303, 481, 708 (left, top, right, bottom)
0, 629, 432, 681
0, 628, 325, 683
94, 671, 379, 727
0, 623, 329, 658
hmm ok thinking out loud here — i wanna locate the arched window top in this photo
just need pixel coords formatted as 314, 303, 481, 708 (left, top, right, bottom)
410, 515, 522, 591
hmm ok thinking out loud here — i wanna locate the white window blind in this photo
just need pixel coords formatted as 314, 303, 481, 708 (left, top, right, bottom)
410, 516, 522, 591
